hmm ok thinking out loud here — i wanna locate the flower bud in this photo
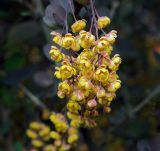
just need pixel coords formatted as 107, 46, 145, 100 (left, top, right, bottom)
87, 99, 97, 108
31, 139, 44, 148
50, 131, 61, 139
49, 46, 63, 62
105, 30, 117, 44
26, 129, 37, 139
98, 16, 111, 29
71, 19, 87, 33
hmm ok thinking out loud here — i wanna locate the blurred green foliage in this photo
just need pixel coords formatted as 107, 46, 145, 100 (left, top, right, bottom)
0, 0, 160, 151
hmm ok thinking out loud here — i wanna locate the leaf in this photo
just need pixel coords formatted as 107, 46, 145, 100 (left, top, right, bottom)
33, 71, 54, 87
0, 88, 14, 107
50, 0, 69, 11
44, 4, 66, 27
43, 5, 56, 27
7, 20, 41, 45
4, 54, 26, 71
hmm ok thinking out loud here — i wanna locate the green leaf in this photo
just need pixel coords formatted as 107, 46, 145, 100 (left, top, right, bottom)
4, 54, 26, 71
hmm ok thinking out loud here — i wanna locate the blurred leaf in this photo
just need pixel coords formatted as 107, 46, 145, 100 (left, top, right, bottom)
50, 0, 69, 10
43, 4, 66, 27
33, 71, 54, 87
7, 20, 41, 45
4, 54, 26, 71
0, 87, 16, 108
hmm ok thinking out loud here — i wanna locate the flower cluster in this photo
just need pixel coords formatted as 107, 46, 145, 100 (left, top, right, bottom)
27, 112, 79, 151
49, 17, 121, 129
26, 121, 51, 150
27, 2, 122, 149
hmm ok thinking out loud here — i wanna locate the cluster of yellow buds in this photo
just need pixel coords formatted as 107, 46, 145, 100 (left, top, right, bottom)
26, 121, 51, 150
49, 16, 121, 129
27, 112, 79, 151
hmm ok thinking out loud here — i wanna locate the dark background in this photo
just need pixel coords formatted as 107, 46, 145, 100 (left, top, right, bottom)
0, 0, 160, 151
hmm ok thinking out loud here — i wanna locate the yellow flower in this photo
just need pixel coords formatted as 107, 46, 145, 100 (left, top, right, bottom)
71, 19, 86, 33
70, 89, 85, 101
49, 46, 64, 62
87, 99, 97, 108
50, 31, 62, 45
39, 126, 50, 137
50, 113, 68, 133
71, 36, 81, 51
94, 37, 110, 53
62, 33, 75, 49
67, 112, 80, 120
68, 134, 78, 144
79, 30, 95, 48
70, 119, 82, 128
43, 145, 54, 151
55, 65, 76, 80
112, 54, 122, 64
57, 90, 65, 99
78, 49, 94, 60
108, 80, 121, 92
58, 80, 72, 95
77, 76, 92, 90
50, 131, 61, 139
26, 129, 37, 139
78, 58, 94, 76
94, 67, 109, 82
109, 54, 122, 71
67, 101, 81, 113
29, 122, 42, 131
105, 30, 117, 44
68, 127, 78, 135
32, 139, 44, 148
97, 16, 110, 29
55, 122, 68, 133
106, 92, 116, 102
96, 86, 106, 98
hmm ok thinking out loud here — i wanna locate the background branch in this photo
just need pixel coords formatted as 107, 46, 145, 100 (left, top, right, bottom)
19, 84, 47, 110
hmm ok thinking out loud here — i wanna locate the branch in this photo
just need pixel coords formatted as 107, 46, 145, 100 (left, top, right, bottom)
19, 84, 47, 110
110, 1, 120, 19
132, 85, 160, 114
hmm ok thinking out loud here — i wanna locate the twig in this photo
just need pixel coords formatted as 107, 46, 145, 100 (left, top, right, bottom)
132, 86, 160, 114
68, 0, 76, 21
107, 85, 160, 134
19, 84, 47, 110
90, 0, 98, 39
65, 3, 69, 33
110, 1, 120, 19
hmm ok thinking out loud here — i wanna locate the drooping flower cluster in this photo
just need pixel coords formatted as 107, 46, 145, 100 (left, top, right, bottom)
27, 2, 122, 149
49, 18, 122, 130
